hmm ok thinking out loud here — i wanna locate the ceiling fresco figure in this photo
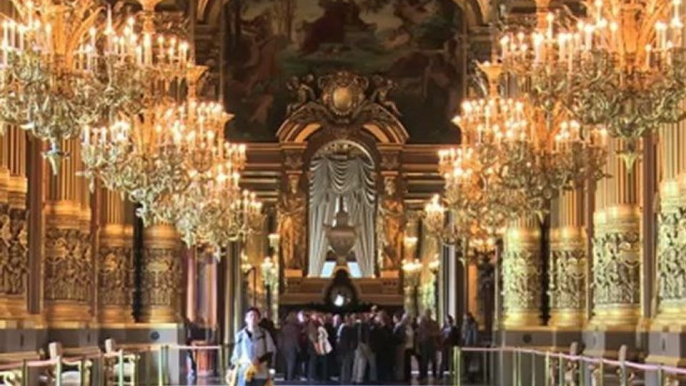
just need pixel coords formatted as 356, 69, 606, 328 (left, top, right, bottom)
222, 0, 464, 143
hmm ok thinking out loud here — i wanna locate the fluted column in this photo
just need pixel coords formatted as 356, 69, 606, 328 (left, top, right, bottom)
0, 127, 28, 318
591, 138, 642, 327
502, 215, 543, 328
44, 139, 93, 324
655, 115, 686, 324
549, 189, 587, 328
140, 224, 182, 323
98, 189, 134, 324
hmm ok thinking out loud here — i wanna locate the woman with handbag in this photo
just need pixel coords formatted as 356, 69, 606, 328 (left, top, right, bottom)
228, 307, 276, 386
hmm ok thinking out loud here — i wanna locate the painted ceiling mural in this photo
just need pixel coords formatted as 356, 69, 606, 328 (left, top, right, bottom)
222, 0, 464, 143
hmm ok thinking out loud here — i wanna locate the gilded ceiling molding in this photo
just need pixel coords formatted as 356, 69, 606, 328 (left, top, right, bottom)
276, 72, 408, 146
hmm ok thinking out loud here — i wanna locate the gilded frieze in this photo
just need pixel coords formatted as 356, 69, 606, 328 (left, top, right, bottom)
2, 206, 27, 296
140, 247, 182, 308
502, 250, 542, 312
98, 245, 134, 307
44, 226, 93, 303
592, 231, 641, 306
552, 249, 586, 310
657, 207, 686, 304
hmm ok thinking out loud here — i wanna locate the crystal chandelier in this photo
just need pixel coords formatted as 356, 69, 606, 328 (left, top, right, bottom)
200, 189, 264, 247
423, 194, 461, 244
452, 61, 607, 215
0, 0, 192, 173
0, 0, 120, 173
81, 65, 235, 224
160, 142, 249, 246
437, 146, 526, 241
500, 0, 686, 164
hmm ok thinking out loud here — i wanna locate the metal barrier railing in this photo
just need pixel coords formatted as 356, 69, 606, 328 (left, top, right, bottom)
0, 348, 146, 386
451, 346, 686, 386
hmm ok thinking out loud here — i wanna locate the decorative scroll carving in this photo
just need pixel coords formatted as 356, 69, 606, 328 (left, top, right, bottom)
44, 227, 93, 303
285, 71, 401, 130
278, 174, 306, 270
657, 207, 686, 303
377, 176, 405, 270
284, 151, 304, 171
502, 250, 542, 312
98, 245, 134, 307
550, 249, 587, 310
380, 153, 400, 171
140, 248, 182, 308
592, 231, 641, 306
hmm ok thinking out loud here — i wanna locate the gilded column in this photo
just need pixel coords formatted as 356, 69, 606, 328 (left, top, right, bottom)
591, 138, 642, 328
419, 217, 439, 314
140, 224, 182, 323
0, 126, 28, 318
549, 189, 587, 328
98, 189, 134, 324
44, 139, 93, 324
402, 215, 419, 315
654, 116, 686, 325
502, 215, 543, 328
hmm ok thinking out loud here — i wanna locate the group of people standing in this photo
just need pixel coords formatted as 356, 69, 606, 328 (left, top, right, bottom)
274, 307, 480, 384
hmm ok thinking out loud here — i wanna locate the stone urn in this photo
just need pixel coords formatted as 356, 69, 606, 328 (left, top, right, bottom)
325, 206, 357, 267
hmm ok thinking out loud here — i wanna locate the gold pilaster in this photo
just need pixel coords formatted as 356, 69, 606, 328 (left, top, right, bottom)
140, 224, 182, 324
654, 111, 686, 327
98, 190, 134, 324
0, 126, 28, 318
502, 215, 543, 328
549, 189, 587, 328
591, 138, 642, 328
44, 139, 93, 324
402, 215, 419, 314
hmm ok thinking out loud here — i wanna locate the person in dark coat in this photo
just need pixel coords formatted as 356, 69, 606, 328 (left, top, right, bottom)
392, 312, 408, 382
183, 317, 197, 378
439, 315, 460, 379
462, 313, 480, 382
337, 314, 357, 384
417, 310, 440, 381
371, 311, 394, 382
279, 313, 302, 381
326, 314, 339, 380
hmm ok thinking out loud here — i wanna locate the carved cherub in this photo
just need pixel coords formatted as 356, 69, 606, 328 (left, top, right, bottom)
370, 75, 401, 117
286, 74, 316, 116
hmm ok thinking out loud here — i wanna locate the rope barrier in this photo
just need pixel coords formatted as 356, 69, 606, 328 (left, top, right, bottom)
459, 346, 686, 375
169, 344, 223, 350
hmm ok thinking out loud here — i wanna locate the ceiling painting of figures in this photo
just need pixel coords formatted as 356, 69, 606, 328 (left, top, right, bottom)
223, 0, 464, 143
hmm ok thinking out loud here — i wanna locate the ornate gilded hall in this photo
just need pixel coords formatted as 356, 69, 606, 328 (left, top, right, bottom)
0, 0, 686, 385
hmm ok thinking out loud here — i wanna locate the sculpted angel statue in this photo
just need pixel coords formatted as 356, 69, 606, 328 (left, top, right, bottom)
286, 74, 316, 116
278, 175, 307, 270
370, 75, 401, 117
